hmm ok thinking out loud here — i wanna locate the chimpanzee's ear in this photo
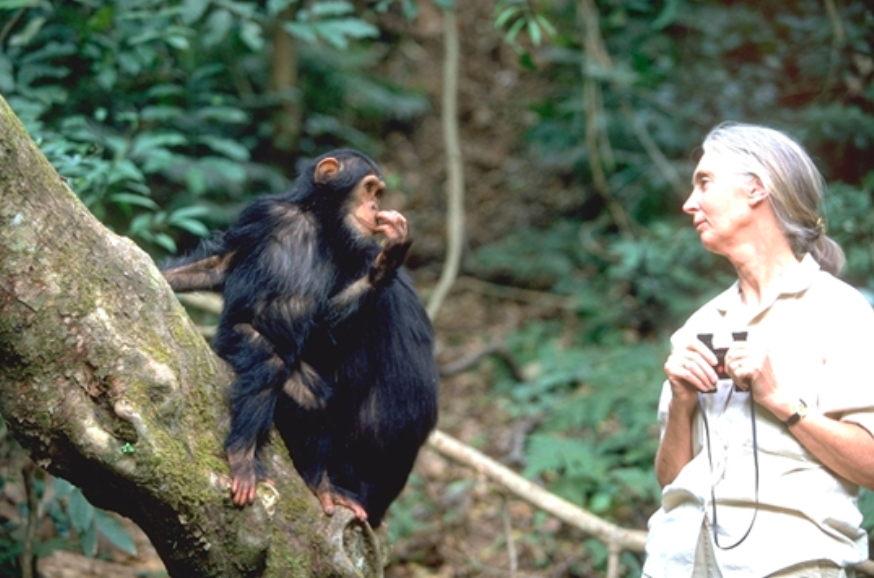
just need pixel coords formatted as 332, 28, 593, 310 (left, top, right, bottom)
314, 157, 340, 185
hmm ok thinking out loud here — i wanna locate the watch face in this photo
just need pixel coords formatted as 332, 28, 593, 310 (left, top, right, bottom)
785, 400, 808, 426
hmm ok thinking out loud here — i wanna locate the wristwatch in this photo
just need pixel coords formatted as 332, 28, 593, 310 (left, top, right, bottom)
784, 399, 808, 427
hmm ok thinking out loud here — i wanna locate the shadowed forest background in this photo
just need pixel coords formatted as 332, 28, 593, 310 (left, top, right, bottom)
1, 0, 873, 576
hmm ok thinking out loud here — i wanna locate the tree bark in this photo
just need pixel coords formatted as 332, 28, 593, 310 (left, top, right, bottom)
0, 95, 383, 577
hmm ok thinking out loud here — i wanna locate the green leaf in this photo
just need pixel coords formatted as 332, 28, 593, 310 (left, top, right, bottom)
0, 0, 43, 8
494, 6, 521, 30
239, 21, 264, 51
155, 233, 177, 253
80, 522, 98, 557
267, 0, 292, 17
652, 0, 680, 30
172, 218, 210, 237
588, 491, 613, 514
285, 21, 317, 43
130, 132, 187, 158
168, 205, 211, 221
310, 1, 354, 17
180, 0, 210, 24
195, 106, 249, 124
53, 477, 74, 498
504, 17, 526, 45
197, 135, 250, 161
141, 105, 184, 122
10, 16, 46, 47
527, 19, 541, 47
535, 14, 556, 37
94, 510, 137, 555
128, 213, 153, 236
109, 159, 146, 184
185, 167, 209, 195
316, 19, 380, 49
165, 34, 190, 50
109, 193, 159, 210
68, 489, 95, 534
203, 8, 233, 46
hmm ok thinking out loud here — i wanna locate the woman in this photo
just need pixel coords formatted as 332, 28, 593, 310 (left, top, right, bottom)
643, 122, 874, 577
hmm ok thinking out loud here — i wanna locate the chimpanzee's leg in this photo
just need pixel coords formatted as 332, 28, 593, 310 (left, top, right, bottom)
214, 321, 288, 506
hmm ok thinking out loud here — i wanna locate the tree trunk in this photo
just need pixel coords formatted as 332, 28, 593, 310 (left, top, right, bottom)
0, 95, 383, 577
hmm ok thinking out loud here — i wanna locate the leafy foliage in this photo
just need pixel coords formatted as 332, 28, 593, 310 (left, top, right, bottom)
53, 478, 137, 557
0, 0, 428, 256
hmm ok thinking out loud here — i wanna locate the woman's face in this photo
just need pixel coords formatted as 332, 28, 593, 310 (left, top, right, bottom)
684, 149, 757, 255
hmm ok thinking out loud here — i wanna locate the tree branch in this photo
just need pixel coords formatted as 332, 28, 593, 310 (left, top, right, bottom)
428, 429, 646, 577
0, 94, 382, 578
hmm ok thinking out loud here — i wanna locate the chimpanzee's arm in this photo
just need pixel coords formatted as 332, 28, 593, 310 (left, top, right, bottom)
160, 234, 232, 293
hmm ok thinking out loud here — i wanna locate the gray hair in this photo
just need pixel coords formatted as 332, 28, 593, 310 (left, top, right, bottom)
702, 122, 845, 276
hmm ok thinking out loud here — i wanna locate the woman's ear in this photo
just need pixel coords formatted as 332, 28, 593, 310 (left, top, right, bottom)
746, 176, 769, 207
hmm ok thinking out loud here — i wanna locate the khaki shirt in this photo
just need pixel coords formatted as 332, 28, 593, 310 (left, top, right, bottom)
644, 255, 874, 577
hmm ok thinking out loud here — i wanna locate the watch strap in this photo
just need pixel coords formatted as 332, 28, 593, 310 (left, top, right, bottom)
784, 399, 808, 427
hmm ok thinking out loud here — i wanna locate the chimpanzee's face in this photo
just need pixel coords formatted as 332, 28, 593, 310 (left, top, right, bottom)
349, 173, 386, 238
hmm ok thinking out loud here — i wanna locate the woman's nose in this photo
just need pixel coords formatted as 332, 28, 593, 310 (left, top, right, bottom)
682, 189, 700, 214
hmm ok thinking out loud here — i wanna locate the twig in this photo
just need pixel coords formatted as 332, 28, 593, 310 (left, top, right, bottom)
439, 341, 526, 383
453, 276, 574, 311
501, 497, 519, 578
21, 462, 37, 578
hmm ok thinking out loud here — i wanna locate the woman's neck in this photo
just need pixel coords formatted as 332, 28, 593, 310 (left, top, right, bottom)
731, 241, 798, 307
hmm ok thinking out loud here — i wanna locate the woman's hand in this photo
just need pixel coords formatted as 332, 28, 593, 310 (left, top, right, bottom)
664, 337, 720, 408
724, 342, 792, 414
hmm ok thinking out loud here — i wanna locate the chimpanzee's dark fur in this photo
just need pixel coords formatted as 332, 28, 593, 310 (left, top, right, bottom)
161, 149, 438, 526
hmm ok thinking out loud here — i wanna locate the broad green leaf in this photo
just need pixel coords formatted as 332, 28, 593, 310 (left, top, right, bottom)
310, 1, 354, 17
267, 0, 293, 17
9, 15, 45, 46
94, 510, 137, 555
130, 133, 187, 158
195, 106, 249, 124
0, 0, 42, 8
203, 8, 233, 47
155, 233, 177, 253
80, 522, 98, 557
197, 135, 250, 161
494, 6, 520, 30
53, 477, 74, 498
109, 193, 159, 210
239, 21, 264, 51
527, 19, 541, 47
172, 218, 210, 237
180, 0, 210, 24
284, 21, 317, 44
68, 489, 95, 534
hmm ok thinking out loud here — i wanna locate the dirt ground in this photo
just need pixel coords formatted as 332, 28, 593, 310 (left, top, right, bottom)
2, 3, 625, 577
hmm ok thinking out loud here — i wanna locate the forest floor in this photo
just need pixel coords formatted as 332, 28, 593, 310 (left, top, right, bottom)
1, 3, 628, 577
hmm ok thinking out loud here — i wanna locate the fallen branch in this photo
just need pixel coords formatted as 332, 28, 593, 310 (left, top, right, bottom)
427, 429, 645, 578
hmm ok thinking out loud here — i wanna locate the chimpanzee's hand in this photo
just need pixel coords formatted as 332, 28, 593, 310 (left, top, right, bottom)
368, 210, 412, 286
369, 237, 412, 287
375, 210, 408, 242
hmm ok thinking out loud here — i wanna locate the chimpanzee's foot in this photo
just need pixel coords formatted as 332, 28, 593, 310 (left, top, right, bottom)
316, 490, 368, 522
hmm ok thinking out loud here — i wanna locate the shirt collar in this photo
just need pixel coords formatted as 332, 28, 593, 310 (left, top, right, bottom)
713, 253, 821, 315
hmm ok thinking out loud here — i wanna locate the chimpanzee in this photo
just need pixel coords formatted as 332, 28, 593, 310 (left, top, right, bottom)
161, 149, 439, 526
